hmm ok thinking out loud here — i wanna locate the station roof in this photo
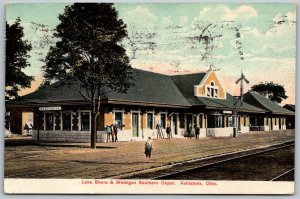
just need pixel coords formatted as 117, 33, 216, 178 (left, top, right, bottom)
283, 104, 295, 112
243, 92, 294, 115
6, 68, 290, 115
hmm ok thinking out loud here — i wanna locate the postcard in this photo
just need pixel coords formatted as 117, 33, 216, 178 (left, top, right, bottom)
4, 2, 296, 194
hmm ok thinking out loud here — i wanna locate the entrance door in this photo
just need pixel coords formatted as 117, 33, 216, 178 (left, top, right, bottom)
132, 113, 139, 137
238, 116, 241, 131
268, 118, 272, 130
279, 118, 282, 130
186, 114, 193, 131
172, 114, 178, 135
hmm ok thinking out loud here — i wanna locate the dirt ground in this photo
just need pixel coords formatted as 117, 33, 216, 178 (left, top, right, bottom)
4, 130, 294, 178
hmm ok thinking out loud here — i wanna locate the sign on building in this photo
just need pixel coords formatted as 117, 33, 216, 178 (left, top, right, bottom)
39, 106, 62, 111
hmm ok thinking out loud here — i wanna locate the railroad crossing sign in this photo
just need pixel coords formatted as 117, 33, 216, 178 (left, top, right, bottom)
235, 71, 249, 106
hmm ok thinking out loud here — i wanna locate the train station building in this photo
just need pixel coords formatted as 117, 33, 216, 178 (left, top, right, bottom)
6, 68, 294, 142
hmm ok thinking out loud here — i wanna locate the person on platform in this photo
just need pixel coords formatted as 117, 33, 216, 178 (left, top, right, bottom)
195, 126, 200, 139
113, 123, 118, 142
187, 123, 192, 139
145, 137, 153, 160
166, 125, 171, 139
106, 125, 112, 143
156, 123, 163, 139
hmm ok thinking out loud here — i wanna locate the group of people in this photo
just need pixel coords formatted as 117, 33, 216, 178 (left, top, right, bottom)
156, 124, 172, 139
105, 123, 118, 142
187, 124, 201, 139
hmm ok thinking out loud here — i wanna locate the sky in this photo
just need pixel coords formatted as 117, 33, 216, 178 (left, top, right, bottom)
6, 3, 296, 104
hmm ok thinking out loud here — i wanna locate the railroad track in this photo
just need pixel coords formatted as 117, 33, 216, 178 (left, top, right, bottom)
271, 168, 295, 181
125, 141, 294, 180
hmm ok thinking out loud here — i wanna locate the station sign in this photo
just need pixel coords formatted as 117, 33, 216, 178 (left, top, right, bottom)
39, 106, 62, 111
223, 110, 232, 114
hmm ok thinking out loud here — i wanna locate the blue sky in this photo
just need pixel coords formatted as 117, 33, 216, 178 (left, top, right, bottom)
6, 3, 296, 104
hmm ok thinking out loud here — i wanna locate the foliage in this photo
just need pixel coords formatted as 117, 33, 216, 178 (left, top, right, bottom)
37, 80, 51, 91
43, 3, 133, 148
250, 81, 288, 103
6, 18, 33, 100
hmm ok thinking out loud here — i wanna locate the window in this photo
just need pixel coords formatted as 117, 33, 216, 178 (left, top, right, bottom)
207, 115, 223, 128
62, 112, 72, 131
275, 117, 277, 125
206, 81, 219, 98
147, 113, 153, 129
206, 88, 210, 96
243, 115, 246, 127
228, 116, 233, 127
80, 112, 90, 131
115, 112, 123, 130
160, 113, 166, 129
45, 113, 54, 130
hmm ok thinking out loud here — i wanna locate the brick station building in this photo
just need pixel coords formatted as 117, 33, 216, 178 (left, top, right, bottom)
6, 68, 294, 142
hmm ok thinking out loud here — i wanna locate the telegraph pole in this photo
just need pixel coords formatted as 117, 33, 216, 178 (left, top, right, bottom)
233, 71, 249, 136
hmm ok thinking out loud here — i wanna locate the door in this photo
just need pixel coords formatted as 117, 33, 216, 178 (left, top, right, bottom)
172, 114, 178, 135
132, 113, 139, 137
186, 114, 193, 131
279, 118, 282, 130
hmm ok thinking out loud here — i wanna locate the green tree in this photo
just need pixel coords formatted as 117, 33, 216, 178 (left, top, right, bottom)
6, 18, 33, 100
250, 81, 288, 103
43, 3, 133, 148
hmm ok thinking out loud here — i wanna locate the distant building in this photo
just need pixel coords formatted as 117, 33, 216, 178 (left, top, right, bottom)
6, 68, 294, 142
283, 104, 295, 129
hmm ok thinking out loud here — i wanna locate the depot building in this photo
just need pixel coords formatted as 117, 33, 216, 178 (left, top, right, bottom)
6, 68, 294, 142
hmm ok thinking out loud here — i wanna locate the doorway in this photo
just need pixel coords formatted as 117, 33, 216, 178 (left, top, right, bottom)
132, 113, 139, 137
172, 114, 178, 135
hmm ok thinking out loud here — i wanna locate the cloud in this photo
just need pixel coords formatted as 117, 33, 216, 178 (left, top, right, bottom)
179, 16, 188, 26
195, 5, 257, 23
241, 11, 296, 57
162, 16, 173, 27
124, 6, 157, 28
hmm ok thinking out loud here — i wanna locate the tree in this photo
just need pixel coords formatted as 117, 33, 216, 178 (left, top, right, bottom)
250, 81, 288, 103
43, 3, 133, 148
6, 18, 33, 100
37, 80, 51, 91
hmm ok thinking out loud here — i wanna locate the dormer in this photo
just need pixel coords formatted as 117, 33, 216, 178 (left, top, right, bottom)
194, 70, 226, 100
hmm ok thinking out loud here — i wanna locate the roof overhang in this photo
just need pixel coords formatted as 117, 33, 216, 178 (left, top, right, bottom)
107, 99, 190, 109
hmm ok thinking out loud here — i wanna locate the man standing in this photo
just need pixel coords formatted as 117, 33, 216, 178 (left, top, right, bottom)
156, 123, 162, 139
113, 123, 118, 142
195, 126, 200, 139
145, 137, 153, 160
166, 125, 171, 139
106, 125, 112, 143
187, 123, 192, 139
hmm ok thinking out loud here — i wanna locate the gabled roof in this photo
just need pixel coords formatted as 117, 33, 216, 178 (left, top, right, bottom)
103, 69, 190, 107
7, 69, 191, 108
171, 73, 206, 106
243, 92, 294, 115
171, 73, 265, 113
283, 104, 295, 112
5, 68, 291, 115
